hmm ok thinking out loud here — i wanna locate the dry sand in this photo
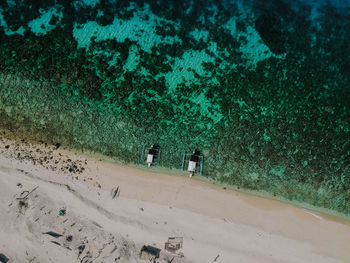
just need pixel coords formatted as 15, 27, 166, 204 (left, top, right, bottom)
0, 136, 350, 263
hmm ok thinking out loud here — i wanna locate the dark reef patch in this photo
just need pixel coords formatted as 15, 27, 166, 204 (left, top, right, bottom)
255, 13, 285, 54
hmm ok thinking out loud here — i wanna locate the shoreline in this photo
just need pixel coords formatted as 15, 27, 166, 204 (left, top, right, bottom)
1, 132, 350, 262
1, 126, 350, 225
42, 140, 350, 226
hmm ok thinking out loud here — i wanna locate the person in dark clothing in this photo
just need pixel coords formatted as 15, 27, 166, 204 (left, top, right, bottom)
189, 149, 200, 163
147, 145, 160, 167
148, 145, 158, 156
188, 149, 200, 178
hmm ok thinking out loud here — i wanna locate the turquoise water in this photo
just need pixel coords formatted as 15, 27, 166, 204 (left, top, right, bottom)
0, 0, 349, 214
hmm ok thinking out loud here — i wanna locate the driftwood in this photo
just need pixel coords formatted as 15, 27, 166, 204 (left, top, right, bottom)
16, 186, 39, 200
112, 187, 120, 199
50, 241, 61, 246
43, 231, 62, 238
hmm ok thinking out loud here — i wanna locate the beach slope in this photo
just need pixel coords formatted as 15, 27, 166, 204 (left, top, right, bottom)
0, 138, 349, 263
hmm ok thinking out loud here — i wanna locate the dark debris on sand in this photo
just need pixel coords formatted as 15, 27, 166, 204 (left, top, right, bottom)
0, 137, 86, 176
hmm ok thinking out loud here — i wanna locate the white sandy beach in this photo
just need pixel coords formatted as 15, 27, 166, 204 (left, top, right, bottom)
0, 136, 350, 263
